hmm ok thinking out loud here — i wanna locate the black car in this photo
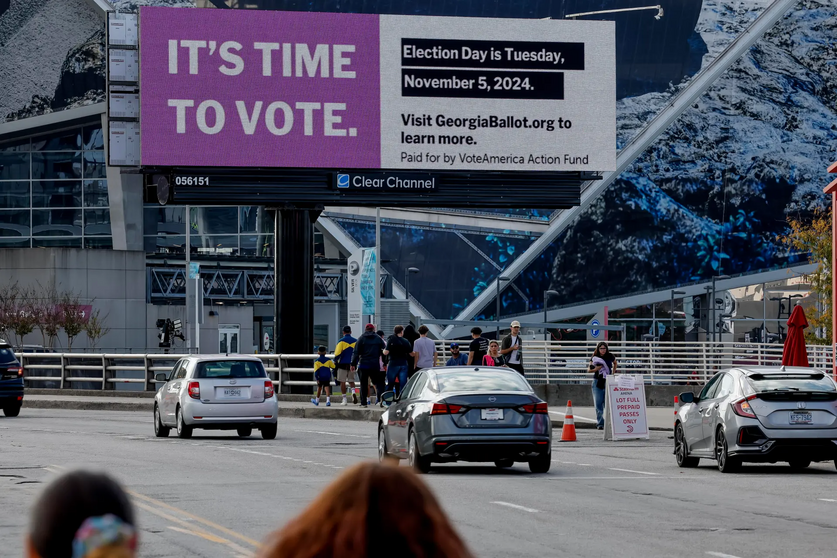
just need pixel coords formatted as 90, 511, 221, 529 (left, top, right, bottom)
0, 341, 24, 416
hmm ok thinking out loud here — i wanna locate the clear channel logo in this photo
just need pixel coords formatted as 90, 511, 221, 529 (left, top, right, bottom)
336, 174, 350, 188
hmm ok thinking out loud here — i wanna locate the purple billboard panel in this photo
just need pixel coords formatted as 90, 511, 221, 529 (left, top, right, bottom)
140, 7, 381, 168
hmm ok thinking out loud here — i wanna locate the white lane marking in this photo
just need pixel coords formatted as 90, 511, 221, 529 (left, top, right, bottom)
706, 552, 744, 558
609, 468, 660, 476
549, 411, 597, 423
295, 429, 372, 439
818, 498, 837, 502
491, 501, 539, 513
539, 476, 699, 480
578, 463, 592, 466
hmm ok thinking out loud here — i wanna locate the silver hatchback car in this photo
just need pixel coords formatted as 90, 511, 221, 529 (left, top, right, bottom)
378, 367, 552, 474
153, 355, 278, 439
675, 366, 837, 472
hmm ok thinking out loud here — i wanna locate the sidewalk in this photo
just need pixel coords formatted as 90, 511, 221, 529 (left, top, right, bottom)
21, 393, 675, 431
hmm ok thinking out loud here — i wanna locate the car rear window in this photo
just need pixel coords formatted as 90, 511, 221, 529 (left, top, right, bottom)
196, 360, 266, 379
0, 347, 16, 364
747, 373, 836, 393
436, 371, 530, 392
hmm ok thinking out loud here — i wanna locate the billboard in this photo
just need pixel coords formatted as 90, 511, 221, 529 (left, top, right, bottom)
138, 7, 615, 171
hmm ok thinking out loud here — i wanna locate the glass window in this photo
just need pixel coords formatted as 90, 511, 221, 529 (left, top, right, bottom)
32, 237, 82, 248
32, 152, 82, 180
0, 182, 30, 208
0, 238, 30, 248
0, 139, 29, 153
239, 207, 274, 233
716, 373, 736, 399
85, 237, 113, 249
83, 180, 109, 207
32, 209, 82, 236
0, 153, 30, 180
0, 210, 31, 237
32, 181, 82, 207
436, 370, 531, 392
240, 234, 273, 257
31, 129, 82, 151
84, 209, 111, 235
83, 125, 105, 151
402, 373, 427, 400
699, 373, 724, 400
175, 362, 188, 380
747, 373, 837, 393
195, 360, 266, 379
144, 206, 186, 235
82, 151, 106, 178
145, 235, 186, 254
192, 207, 238, 234
193, 235, 239, 256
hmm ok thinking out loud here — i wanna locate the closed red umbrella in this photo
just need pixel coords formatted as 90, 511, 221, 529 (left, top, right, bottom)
781, 304, 809, 367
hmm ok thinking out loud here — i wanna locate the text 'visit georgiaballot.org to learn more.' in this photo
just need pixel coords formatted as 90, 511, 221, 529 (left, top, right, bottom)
139, 8, 615, 172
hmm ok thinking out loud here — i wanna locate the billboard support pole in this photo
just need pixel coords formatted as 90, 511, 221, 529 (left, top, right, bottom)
375, 207, 381, 327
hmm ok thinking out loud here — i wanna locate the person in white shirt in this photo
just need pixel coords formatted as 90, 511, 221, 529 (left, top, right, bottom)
413, 325, 437, 372
500, 320, 524, 375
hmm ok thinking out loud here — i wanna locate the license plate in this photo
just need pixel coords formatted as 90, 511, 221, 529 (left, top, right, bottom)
481, 408, 503, 421
217, 387, 245, 398
790, 411, 812, 425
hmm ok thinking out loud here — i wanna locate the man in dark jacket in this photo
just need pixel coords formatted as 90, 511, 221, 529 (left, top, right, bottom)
383, 325, 414, 398
351, 324, 386, 408
500, 320, 525, 375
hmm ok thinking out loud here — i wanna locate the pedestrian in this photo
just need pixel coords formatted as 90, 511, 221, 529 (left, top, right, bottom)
312, 345, 333, 407
413, 325, 437, 373
333, 325, 358, 406
351, 324, 386, 408
589, 341, 617, 430
500, 320, 524, 375
383, 325, 414, 398
257, 462, 474, 558
466, 326, 489, 366
482, 340, 506, 366
445, 342, 468, 366
27, 470, 137, 558
403, 324, 420, 378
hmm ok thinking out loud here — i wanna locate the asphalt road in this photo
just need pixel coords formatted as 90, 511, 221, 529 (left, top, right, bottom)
2, 410, 837, 558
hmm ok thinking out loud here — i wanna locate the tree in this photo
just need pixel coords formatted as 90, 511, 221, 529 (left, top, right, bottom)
59, 292, 86, 352
31, 281, 61, 349
0, 283, 19, 343
780, 208, 831, 344
85, 309, 111, 351
10, 286, 37, 349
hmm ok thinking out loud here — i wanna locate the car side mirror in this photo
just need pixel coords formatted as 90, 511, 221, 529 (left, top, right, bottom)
381, 391, 396, 404
679, 392, 695, 404
155, 373, 168, 383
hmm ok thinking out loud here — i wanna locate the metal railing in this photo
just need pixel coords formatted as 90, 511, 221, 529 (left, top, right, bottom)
16, 341, 834, 391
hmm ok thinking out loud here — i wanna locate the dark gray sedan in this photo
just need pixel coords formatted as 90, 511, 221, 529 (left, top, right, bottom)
378, 367, 552, 473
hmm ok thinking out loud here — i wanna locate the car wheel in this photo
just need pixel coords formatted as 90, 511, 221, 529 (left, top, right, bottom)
495, 459, 514, 469
378, 428, 397, 464
154, 405, 170, 438
3, 403, 21, 417
528, 452, 551, 474
788, 460, 811, 469
176, 407, 193, 439
261, 423, 277, 440
237, 427, 252, 438
674, 423, 699, 468
715, 427, 740, 473
408, 430, 431, 474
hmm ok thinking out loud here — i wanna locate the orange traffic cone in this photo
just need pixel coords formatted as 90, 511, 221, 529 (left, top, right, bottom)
560, 400, 577, 442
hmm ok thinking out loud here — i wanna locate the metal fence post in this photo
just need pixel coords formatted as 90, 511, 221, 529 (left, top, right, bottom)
701, 343, 708, 382
102, 354, 108, 390
59, 354, 66, 389
144, 355, 151, 391
279, 355, 289, 394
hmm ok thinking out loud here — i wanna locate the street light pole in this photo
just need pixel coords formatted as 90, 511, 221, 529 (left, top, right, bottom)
670, 290, 685, 343
496, 276, 510, 338
711, 275, 730, 343
543, 289, 559, 342
405, 267, 420, 320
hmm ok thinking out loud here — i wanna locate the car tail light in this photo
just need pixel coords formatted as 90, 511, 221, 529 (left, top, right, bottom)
431, 403, 465, 415
264, 380, 274, 398
7, 366, 23, 377
519, 402, 549, 414
188, 381, 200, 399
732, 395, 757, 418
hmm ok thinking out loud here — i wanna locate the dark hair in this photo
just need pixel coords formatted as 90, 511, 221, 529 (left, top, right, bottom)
592, 341, 614, 361
258, 462, 473, 558
318, 345, 327, 353
30, 471, 135, 558
343, 326, 352, 333
394, 325, 404, 335
377, 330, 385, 338
418, 325, 429, 335
471, 327, 482, 335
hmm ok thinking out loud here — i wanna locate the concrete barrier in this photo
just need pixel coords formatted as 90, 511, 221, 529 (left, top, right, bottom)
533, 384, 700, 407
